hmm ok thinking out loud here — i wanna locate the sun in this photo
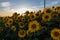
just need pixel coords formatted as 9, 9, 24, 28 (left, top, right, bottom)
16, 8, 33, 14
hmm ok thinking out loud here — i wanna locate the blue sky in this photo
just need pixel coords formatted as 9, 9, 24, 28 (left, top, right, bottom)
0, 0, 60, 16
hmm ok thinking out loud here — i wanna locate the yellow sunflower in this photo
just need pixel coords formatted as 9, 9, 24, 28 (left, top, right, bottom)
18, 30, 26, 38
28, 20, 40, 33
0, 27, 3, 31
51, 13, 58, 18
29, 13, 36, 20
24, 11, 30, 16
42, 13, 51, 22
35, 10, 41, 18
18, 22, 24, 28
5, 23, 10, 28
3, 16, 9, 22
11, 26, 16, 31
55, 6, 60, 13
50, 28, 60, 40
43, 8, 52, 14
7, 18, 13, 25
21, 17, 26, 22
12, 12, 20, 20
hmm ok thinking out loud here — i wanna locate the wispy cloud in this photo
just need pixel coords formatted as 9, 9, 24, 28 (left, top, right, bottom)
46, 0, 59, 7
0, 2, 11, 7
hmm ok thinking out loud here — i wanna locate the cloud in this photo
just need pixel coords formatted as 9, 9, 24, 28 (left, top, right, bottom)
0, 2, 11, 7
46, 1, 59, 7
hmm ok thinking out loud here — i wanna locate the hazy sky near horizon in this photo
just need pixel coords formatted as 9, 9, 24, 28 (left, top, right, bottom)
0, 0, 60, 16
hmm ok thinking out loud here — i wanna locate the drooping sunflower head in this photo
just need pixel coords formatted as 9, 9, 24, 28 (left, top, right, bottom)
28, 20, 40, 33
50, 28, 60, 40
43, 8, 52, 14
18, 22, 25, 28
42, 13, 52, 22
35, 10, 41, 18
12, 12, 18, 16
25, 11, 30, 15
0, 27, 3, 31
18, 30, 27, 38
12, 12, 20, 20
11, 26, 16, 31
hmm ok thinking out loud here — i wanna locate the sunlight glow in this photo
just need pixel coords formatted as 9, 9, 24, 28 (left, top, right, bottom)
16, 8, 33, 14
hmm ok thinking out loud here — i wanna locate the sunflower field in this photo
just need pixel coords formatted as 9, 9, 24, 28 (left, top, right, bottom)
0, 6, 60, 40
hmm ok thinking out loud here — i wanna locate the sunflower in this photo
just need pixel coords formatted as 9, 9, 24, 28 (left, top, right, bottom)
29, 13, 36, 20
18, 30, 26, 38
0, 27, 3, 31
5, 23, 10, 28
28, 20, 40, 33
18, 22, 24, 28
35, 10, 41, 18
55, 6, 60, 13
11, 26, 16, 31
7, 18, 13, 25
21, 17, 26, 22
3, 16, 9, 22
24, 11, 30, 16
42, 13, 51, 22
50, 28, 60, 40
12, 12, 20, 20
43, 8, 52, 14
51, 13, 58, 18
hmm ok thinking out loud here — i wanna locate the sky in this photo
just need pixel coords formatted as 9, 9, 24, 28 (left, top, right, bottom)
0, 0, 60, 16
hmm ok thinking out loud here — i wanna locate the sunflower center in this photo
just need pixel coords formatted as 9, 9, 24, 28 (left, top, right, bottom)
46, 9, 51, 13
45, 15, 49, 19
54, 31, 59, 37
31, 24, 36, 29
36, 13, 39, 16
12, 27, 15, 30
20, 31, 24, 35
6, 24, 9, 26
9, 21, 12, 23
31, 15, 34, 18
20, 23, 24, 26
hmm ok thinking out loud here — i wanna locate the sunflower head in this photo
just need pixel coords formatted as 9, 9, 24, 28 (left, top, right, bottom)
12, 12, 17, 16
43, 8, 52, 13
42, 13, 51, 22
29, 13, 36, 20
25, 11, 29, 15
5, 23, 10, 28
11, 26, 16, 31
35, 10, 41, 18
3, 16, 9, 22
28, 20, 40, 33
21, 17, 26, 22
18, 30, 27, 38
0, 27, 3, 31
50, 28, 60, 40
56, 6, 60, 10
18, 22, 25, 28
55, 6, 60, 13
51, 13, 58, 18
7, 18, 13, 25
